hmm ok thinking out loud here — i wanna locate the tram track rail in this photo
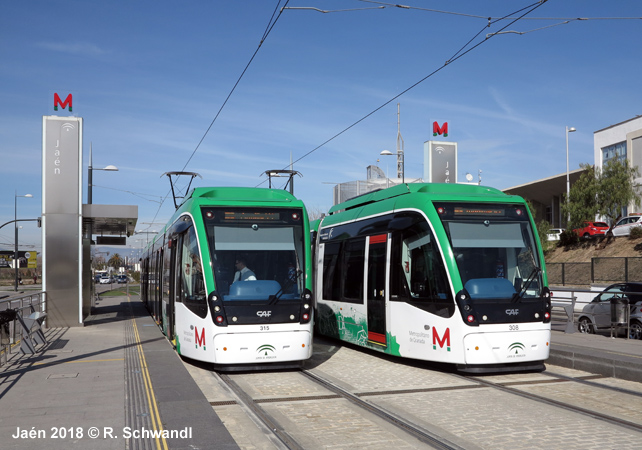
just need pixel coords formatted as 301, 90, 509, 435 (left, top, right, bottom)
197, 344, 642, 449
212, 368, 466, 450
215, 372, 303, 450
458, 371, 642, 435
300, 369, 466, 450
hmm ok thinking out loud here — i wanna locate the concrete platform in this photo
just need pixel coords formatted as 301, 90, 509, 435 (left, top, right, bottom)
0, 294, 238, 450
549, 328, 642, 382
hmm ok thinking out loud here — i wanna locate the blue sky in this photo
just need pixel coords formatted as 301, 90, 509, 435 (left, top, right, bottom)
1, 0, 641, 254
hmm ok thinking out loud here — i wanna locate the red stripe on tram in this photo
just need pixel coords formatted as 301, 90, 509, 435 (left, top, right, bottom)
369, 234, 387, 244
368, 331, 386, 344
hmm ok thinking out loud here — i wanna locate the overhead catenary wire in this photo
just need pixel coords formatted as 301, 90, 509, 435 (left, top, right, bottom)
256, 0, 548, 186
143, 0, 291, 230
356, 0, 642, 21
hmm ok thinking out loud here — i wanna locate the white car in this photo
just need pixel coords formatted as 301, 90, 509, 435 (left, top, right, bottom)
547, 228, 564, 241
99, 275, 111, 284
612, 215, 642, 236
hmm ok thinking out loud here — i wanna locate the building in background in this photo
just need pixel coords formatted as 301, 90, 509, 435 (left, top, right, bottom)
593, 116, 642, 217
504, 116, 642, 227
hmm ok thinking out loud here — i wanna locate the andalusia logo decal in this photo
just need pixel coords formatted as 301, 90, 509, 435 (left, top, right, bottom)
508, 342, 525, 355
257, 344, 276, 356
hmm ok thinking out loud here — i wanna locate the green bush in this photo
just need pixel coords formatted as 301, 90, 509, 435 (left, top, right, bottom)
559, 229, 580, 246
536, 220, 551, 248
630, 226, 642, 239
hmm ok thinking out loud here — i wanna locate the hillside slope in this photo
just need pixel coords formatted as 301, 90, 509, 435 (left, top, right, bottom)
545, 236, 642, 263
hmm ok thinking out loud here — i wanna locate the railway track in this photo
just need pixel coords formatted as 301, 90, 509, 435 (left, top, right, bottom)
459, 371, 642, 434
214, 369, 464, 450
195, 339, 642, 449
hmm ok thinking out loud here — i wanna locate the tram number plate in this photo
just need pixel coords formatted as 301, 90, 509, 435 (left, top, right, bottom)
509, 325, 519, 331
260, 326, 270, 331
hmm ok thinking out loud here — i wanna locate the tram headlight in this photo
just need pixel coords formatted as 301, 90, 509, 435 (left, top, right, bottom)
303, 303, 310, 310
209, 291, 228, 326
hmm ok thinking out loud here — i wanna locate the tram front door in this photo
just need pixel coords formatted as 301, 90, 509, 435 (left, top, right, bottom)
367, 234, 387, 347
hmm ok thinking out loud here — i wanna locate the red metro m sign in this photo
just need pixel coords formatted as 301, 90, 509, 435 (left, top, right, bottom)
54, 93, 73, 112
433, 121, 448, 137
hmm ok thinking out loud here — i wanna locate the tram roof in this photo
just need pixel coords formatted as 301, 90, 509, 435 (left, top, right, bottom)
187, 187, 300, 204
328, 183, 511, 214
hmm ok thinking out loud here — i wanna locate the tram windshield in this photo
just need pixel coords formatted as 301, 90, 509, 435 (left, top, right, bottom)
202, 207, 306, 302
435, 202, 542, 302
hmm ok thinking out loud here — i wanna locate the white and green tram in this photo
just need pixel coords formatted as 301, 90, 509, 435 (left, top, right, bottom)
141, 187, 313, 369
314, 183, 552, 373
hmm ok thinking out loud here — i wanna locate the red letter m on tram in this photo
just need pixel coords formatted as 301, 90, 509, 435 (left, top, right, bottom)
195, 327, 206, 349
433, 121, 448, 137
54, 93, 73, 112
432, 327, 451, 351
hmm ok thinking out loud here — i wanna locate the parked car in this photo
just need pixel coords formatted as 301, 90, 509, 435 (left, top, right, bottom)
117, 275, 128, 284
573, 221, 609, 239
547, 228, 565, 241
99, 275, 111, 284
612, 214, 642, 237
577, 282, 642, 339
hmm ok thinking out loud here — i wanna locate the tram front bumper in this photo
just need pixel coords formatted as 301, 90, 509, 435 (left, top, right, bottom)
463, 329, 550, 365
212, 330, 312, 364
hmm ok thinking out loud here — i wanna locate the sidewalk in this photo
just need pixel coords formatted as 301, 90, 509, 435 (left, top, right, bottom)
0, 294, 237, 450
549, 329, 642, 382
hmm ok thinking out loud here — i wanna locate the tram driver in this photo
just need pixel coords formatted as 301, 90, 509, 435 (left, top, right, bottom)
233, 258, 257, 282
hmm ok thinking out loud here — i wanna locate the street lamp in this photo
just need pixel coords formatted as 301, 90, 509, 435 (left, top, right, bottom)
566, 126, 576, 223
379, 103, 405, 183
87, 143, 118, 241
380, 149, 404, 183
15, 192, 33, 291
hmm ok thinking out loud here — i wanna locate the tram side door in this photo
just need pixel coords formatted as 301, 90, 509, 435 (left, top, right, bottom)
367, 234, 388, 348
166, 239, 177, 341
170, 235, 184, 342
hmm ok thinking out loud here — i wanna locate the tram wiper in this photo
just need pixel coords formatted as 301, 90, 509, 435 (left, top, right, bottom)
269, 269, 303, 305
511, 267, 541, 303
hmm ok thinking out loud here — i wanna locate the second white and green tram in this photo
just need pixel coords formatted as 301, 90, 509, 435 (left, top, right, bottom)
141, 187, 313, 369
314, 183, 552, 372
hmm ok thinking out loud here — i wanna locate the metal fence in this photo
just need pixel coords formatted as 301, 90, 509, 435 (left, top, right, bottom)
547, 257, 642, 286
551, 288, 635, 338
0, 291, 46, 366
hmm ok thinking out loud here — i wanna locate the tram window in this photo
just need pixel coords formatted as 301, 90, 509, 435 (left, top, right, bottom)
205, 220, 306, 302
180, 225, 207, 318
342, 239, 365, 304
390, 222, 454, 318
162, 243, 171, 303
322, 242, 342, 301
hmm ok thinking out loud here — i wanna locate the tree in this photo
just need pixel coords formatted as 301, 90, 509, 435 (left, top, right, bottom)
108, 253, 122, 270
598, 158, 641, 226
563, 164, 599, 230
524, 200, 553, 250
307, 206, 328, 222
563, 159, 641, 231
